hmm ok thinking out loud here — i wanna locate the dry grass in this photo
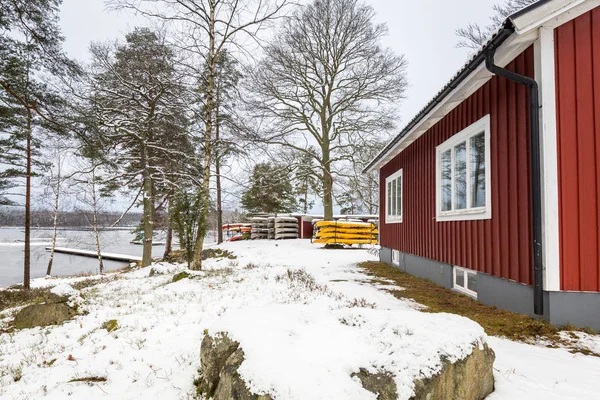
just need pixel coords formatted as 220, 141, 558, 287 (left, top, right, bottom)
68, 376, 107, 383
360, 261, 599, 356
0, 287, 51, 313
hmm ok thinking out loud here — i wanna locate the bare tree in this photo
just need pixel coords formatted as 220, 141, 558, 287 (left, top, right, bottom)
245, 0, 407, 221
42, 138, 71, 276
107, 0, 290, 269
72, 157, 107, 274
456, 0, 537, 50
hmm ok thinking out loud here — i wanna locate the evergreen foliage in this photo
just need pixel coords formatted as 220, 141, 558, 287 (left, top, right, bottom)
89, 27, 196, 267
170, 188, 207, 267
241, 163, 297, 214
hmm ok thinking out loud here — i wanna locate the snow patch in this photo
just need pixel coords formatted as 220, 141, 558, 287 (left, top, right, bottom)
50, 283, 79, 297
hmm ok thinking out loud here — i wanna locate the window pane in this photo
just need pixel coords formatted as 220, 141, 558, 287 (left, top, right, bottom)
392, 179, 397, 216
441, 150, 452, 211
455, 270, 465, 287
397, 177, 402, 217
387, 182, 392, 216
470, 132, 486, 208
467, 273, 477, 293
454, 142, 467, 210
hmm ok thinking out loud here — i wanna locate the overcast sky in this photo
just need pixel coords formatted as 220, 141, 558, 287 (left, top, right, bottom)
55, 0, 502, 214
59, 0, 500, 128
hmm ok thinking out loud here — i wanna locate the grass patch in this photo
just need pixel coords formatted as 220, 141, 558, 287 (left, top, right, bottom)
0, 287, 51, 313
360, 261, 599, 356
68, 376, 107, 383
202, 248, 236, 260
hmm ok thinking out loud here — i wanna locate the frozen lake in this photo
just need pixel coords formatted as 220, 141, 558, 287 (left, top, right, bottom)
0, 227, 206, 288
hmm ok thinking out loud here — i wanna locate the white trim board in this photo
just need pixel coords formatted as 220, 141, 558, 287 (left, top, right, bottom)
435, 115, 492, 222
535, 27, 561, 292
385, 169, 403, 224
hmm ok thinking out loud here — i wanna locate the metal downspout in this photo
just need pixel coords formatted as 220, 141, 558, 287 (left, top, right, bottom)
485, 45, 544, 316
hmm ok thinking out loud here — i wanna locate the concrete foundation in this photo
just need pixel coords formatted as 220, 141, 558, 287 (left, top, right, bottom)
381, 247, 600, 331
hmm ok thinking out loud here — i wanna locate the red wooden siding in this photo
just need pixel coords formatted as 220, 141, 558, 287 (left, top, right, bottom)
380, 47, 534, 285
555, 9, 600, 292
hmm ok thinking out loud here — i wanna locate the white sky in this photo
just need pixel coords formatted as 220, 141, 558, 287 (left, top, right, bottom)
59, 0, 500, 125
56, 0, 502, 214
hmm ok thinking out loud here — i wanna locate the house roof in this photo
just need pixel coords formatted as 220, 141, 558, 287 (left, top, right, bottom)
363, 0, 556, 173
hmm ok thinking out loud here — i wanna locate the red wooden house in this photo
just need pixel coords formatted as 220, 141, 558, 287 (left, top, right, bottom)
366, 0, 600, 329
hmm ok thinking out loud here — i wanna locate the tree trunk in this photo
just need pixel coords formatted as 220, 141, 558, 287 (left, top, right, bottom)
215, 94, 223, 245
24, 108, 32, 290
90, 165, 104, 274
163, 194, 173, 259
142, 172, 154, 267
46, 152, 61, 277
191, 4, 216, 270
303, 184, 309, 214
321, 129, 334, 221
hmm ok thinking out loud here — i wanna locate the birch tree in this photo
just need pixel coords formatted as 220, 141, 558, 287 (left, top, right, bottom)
42, 138, 71, 276
107, 0, 290, 269
89, 28, 194, 267
246, 0, 407, 221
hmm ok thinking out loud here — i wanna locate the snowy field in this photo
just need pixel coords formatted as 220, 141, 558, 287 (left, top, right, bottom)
1, 240, 599, 399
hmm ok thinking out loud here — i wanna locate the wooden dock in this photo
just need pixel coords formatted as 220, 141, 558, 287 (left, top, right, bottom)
46, 247, 142, 262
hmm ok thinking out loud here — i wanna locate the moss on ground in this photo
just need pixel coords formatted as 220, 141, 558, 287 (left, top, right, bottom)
360, 261, 599, 356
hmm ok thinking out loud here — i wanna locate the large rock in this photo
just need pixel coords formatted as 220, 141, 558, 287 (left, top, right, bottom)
198, 332, 272, 400
410, 343, 495, 400
13, 303, 76, 329
352, 369, 398, 400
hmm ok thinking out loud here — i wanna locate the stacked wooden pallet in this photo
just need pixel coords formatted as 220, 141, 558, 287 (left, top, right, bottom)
274, 217, 299, 239
251, 217, 269, 239
313, 220, 378, 245
268, 217, 275, 240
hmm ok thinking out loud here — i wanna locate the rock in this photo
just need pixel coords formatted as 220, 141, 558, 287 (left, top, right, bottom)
101, 319, 119, 332
172, 271, 191, 283
42, 292, 70, 304
352, 369, 398, 400
13, 303, 76, 329
198, 332, 273, 400
149, 268, 157, 277
410, 343, 495, 400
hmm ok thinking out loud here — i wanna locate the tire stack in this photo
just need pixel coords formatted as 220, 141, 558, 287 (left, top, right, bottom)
268, 217, 276, 240
274, 217, 299, 239
251, 217, 269, 239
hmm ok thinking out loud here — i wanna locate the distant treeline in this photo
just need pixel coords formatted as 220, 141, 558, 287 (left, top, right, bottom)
0, 207, 144, 228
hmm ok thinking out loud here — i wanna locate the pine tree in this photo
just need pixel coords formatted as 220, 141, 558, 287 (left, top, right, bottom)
241, 163, 297, 214
0, 0, 75, 289
89, 28, 195, 267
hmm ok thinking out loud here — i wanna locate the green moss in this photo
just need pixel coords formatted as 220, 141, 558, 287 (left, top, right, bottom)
172, 271, 191, 283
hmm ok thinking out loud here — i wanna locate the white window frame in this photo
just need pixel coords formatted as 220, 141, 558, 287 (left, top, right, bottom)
453, 266, 477, 298
391, 249, 400, 266
435, 114, 492, 222
385, 169, 403, 224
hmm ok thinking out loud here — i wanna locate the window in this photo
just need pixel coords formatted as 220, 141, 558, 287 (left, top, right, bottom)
385, 169, 403, 223
436, 115, 491, 221
454, 266, 477, 297
392, 249, 400, 265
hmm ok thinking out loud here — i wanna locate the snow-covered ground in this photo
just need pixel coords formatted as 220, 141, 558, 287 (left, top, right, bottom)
1, 240, 599, 399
